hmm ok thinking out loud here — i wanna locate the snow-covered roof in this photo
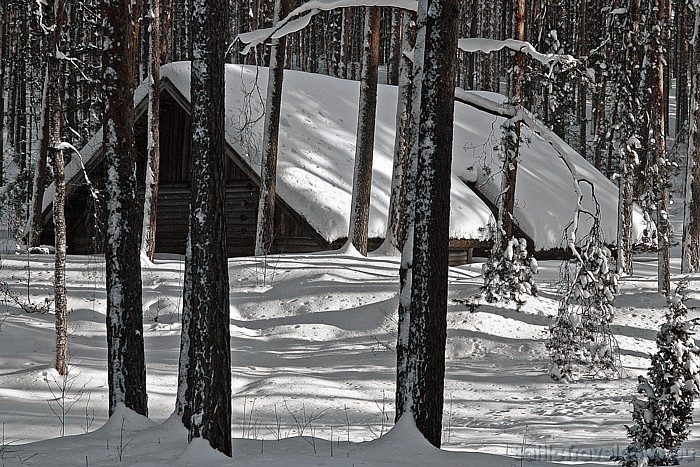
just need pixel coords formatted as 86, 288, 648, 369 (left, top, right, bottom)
452, 90, 646, 250
44, 62, 644, 250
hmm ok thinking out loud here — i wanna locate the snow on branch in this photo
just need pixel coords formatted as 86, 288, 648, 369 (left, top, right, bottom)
54, 141, 100, 203
236, 0, 418, 55
457, 38, 577, 67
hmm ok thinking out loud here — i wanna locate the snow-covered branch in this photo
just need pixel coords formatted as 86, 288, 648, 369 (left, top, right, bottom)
236, 0, 418, 55
457, 38, 577, 68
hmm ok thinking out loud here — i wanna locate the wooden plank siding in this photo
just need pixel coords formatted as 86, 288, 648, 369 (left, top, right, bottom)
41, 82, 331, 257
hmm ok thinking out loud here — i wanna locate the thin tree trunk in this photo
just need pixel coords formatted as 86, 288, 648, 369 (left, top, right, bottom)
677, 1, 690, 139
387, 9, 401, 85
27, 72, 49, 248
45, 0, 68, 376
179, 0, 231, 455
255, 0, 289, 256
499, 0, 525, 249
142, 0, 161, 261
341, 8, 351, 79
594, 77, 606, 170
614, 0, 642, 276
0, 2, 5, 185
652, 0, 671, 295
102, 0, 148, 417
682, 5, 700, 273
161, 0, 172, 64
384, 11, 416, 255
395, 46, 421, 426
577, 0, 587, 160
347, 6, 380, 255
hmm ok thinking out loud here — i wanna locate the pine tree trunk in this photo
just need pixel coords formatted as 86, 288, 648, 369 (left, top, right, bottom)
593, 77, 606, 170
347, 6, 380, 255
255, 0, 289, 257
577, 0, 587, 160
28, 72, 49, 248
677, 1, 690, 139
0, 2, 5, 185
682, 6, 700, 273
102, 0, 148, 417
405, 0, 458, 447
161, 0, 172, 64
384, 12, 416, 255
179, 0, 231, 455
392, 13, 417, 422
44, 0, 68, 376
651, 0, 671, 295
499, 0, 525, 249
142, 0, 161, 261
614, 0, 642, 276
387, 9, 401, 85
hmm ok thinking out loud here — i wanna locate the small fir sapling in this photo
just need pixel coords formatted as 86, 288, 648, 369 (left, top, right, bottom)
481, 227, 539, 307
548, 232, 620, 382
621, 280, 700, 466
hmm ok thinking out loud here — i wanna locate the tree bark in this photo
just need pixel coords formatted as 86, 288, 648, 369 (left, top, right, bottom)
403, 0, 459, 447
392, 12, 417, 422
161, 0, 172, 64
387, 9, 402, 85
102, 0, 148, 417
677, 1, 690, 139
614, 0, 642, 276
651, 0, 671, 295
255, 0, 290, 257
43, 0, 68, 376
0, 2, 5, 186
347, 6, 380, 255
384, 11, 416, 255
498, 0, 525, 250
27, 73, 49, 248
682, 5, 700, 273
178, 0, 232, 455
142, 0, 162, 261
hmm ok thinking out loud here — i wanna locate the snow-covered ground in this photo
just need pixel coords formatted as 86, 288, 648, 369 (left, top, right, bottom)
0, 239, 699, 465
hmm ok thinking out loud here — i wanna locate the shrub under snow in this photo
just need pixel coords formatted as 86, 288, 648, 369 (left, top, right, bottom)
481, 236, 539, 307
620, 280, 700, 466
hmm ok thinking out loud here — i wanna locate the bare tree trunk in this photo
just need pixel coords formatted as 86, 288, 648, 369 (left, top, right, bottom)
347, 6, 380, 255
255, 0, 289, 256
384, 11, 416, 255
27, 73, 49, 248
651, 0, 671, 295
142, 0, 161, 261
682, 5, 700, 273
102, 0, 148, 417
0, 2, 6, 185
161, 0, 172, 64
387, 9, 401, 85
677, 0, 690, 139
593, 77, 606, 170
393, 8, 423, 423
178, 0, 231, 455
577, 0, 587, 160
44, 0, 68, 376
402, 0, 459, 447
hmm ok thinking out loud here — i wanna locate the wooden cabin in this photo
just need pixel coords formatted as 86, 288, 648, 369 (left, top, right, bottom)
42, 62, 504, 264
39, 74, 488, 264
39, 80, 333, 257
